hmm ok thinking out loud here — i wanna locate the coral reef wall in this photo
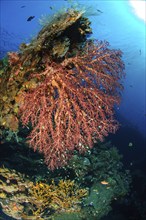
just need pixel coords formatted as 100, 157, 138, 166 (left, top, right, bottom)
0, 9, 125, 169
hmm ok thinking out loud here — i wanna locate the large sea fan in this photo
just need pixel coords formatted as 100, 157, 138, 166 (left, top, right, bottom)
19, 40, 125, 170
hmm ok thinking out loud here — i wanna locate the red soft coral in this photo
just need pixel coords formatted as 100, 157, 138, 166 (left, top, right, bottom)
19, 40, 125, 170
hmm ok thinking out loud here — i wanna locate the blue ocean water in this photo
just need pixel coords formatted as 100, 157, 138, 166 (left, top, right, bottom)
0, 1, 146, 219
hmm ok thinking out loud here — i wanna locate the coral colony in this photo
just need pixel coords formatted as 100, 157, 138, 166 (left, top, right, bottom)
0, 9, 125, 170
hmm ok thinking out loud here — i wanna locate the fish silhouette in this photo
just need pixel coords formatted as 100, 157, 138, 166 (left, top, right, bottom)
97, 9, 103, 13
27, 16, 35, 21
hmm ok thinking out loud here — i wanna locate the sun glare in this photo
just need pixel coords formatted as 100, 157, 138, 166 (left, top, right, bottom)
129, 0, 146, 22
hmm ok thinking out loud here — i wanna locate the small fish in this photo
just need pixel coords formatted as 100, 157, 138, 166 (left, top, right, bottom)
21, 5, 26, 8
27, 16, 35, 22
129, 85, 133, 88
50, 6, 53, 10
101, 181, 109, 185
97, 9, 103, 13
128, 142, 133, 147
128, 62, 131, 65
139, 49, 141, 55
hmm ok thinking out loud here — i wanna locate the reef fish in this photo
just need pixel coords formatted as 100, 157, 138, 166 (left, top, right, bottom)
27, 16, 35, 21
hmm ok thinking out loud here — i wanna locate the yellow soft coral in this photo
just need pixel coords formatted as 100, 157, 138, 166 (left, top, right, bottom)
30, 179, 88, 217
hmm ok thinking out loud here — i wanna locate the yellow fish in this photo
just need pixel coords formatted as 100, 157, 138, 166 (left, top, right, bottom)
101, 181, 109, 185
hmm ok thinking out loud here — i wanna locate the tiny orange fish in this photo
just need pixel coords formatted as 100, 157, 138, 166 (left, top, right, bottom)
101, 181, 109, 185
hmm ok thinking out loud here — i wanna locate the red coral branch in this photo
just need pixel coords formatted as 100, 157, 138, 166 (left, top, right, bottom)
7, 52, 20, 65
19, 40, 125, 170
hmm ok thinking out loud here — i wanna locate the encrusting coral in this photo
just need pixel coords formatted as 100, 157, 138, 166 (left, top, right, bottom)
0, 8, 125, 169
